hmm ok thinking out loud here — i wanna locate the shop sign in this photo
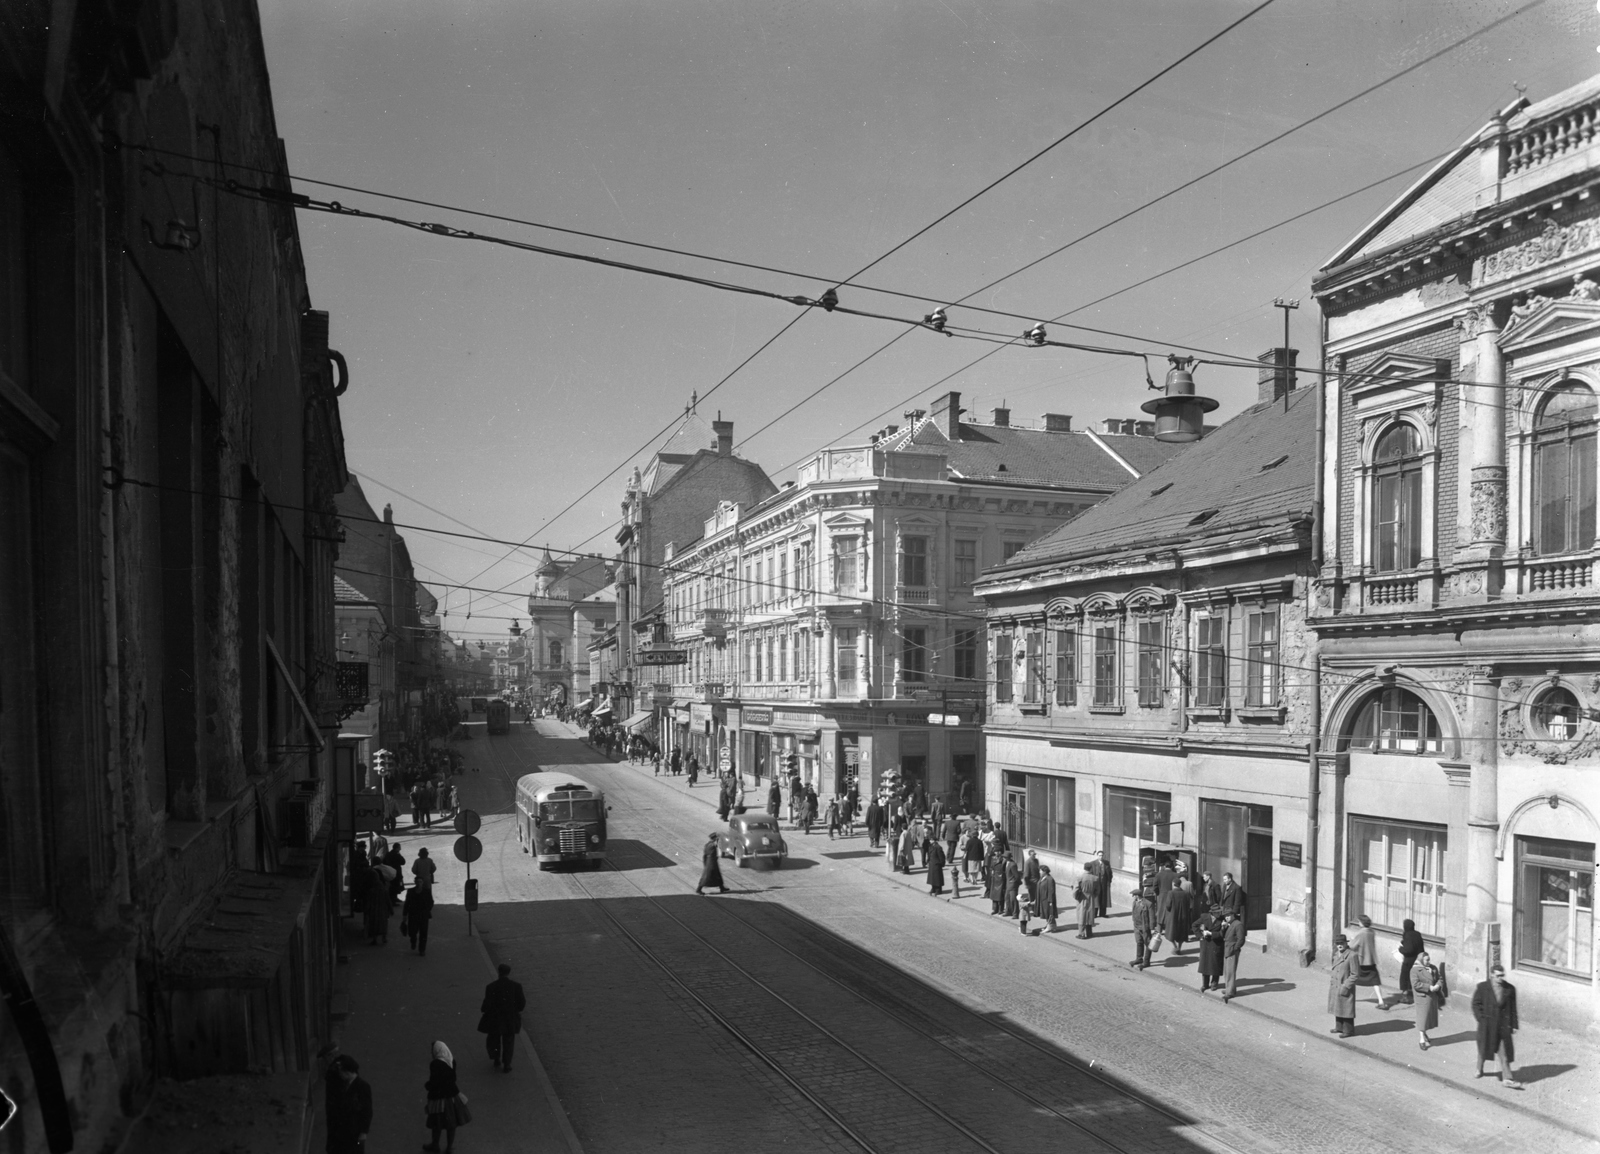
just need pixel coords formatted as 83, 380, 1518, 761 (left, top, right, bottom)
638, 648, 687, 666
690, 703, 712, 726
743, 706, 773, 726
1278, 841, 1303, 869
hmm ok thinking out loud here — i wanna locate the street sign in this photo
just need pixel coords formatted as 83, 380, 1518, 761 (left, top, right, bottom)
454, 808, 482, 836
353, 791, 385, 833
718, 747, 731, 772
454, 835, 483, 864
638, 649, 687, 666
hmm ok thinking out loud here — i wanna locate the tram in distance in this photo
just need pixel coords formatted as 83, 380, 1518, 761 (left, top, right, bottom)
485, 698, 511, 735
515, 771, 609, 869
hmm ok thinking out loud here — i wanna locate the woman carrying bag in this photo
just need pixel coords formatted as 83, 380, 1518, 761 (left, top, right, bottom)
424, 1040, 470, 1152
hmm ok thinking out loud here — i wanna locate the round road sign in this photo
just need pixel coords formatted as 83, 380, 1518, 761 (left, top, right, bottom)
454, 808, 482, 836
453, 835, 483, 864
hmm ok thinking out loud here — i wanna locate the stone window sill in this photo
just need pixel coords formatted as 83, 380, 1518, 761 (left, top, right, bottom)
1088, 705, 1125, 715
1019, 703, 1048, 716
1237, 706, 1286, 723
1186, 706, 1230, 722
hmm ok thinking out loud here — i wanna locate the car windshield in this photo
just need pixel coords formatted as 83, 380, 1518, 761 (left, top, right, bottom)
541, 799, 601, 822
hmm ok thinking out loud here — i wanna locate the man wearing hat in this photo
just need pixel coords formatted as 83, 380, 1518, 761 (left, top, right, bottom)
1221, 910, 1248, 1003
1471, 964, 1522, 1088
1130, 889, 1156, 970
1328, 934, 1358, 1038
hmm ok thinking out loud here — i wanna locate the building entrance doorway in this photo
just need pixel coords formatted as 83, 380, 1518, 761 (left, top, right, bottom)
1201, 800, 1273, 931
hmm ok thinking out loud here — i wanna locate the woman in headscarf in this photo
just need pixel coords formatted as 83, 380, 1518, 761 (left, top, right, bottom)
364, 860, 394, 945
423, 1040, 466, 1152
1398, 918, 1425, 1005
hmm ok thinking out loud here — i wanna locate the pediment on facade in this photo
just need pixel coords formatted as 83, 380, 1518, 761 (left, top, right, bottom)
1123, 585, 1174, 613
1497, 294, 1600, 354
1349, 352, 1450, 397
1327, 135, 1481, 269
1043, 595, 1080, 620
1080, 591, 1120, 617
820, 511, 871, 530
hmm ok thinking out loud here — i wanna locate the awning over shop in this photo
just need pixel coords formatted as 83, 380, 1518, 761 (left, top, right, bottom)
592, 702, 613, 720
574, 698, 593, 713
622, 710, 655, 733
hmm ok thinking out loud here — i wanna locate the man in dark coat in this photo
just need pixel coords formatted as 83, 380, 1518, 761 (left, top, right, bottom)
928, 796, 945, 830
863, 798, 884, 848
1035, 865, 1059, 933
1003, 853, 1021, 918
1219, 872, 1247, 919
1328, 935, 1357, 1038
1198, 871, 1223, 911
1086, 849, 1111, 917
926, 839, 946, 896
1221, 912, 1247, 1002
402, 883, 435, 956
909, 781, 926, 818
941, 813, 961, 868
1472, 965, 1521, 1087
963, 825, 985, 883
1130, 890, 1156, 969
1023, 850, 1042, 904
716, 775, 733, 821
697, 832, 728, 895
766, 779, 781, 817
1195, 905, 1225, 991
987, 851, 1009, 914
1158, 879, 1192, 956
479, 963, 527, 1070
383, 843, 406, 901
957, 776, 973, 815
325, 1055, 373, 1154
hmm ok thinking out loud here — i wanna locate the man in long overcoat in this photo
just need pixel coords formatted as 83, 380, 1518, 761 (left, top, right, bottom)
716, 775, 733, 821
766, 779, 781, 817
1222, 912, 1247, 1002
1130, 890, 1156, 969
1472, 965, 1521, 1087
324, 1056, 373, 1154
864, 797, 884, 848
1328, 935, 1357, 1037
1023, 850, 1042, 904
926, 839, 946, 896
1219, 872, 1247, 918
479, 963, 527, 1070
1003, 853, 1021, 918
987, 851, 1009, 914
1086, 849, 1111, 917
1035, 865, 1059, 933
697, 832, 728, 895
1195, 905, 1225, 991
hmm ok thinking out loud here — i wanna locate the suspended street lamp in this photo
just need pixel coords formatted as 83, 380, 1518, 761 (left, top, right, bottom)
1141, 355, 1217, 443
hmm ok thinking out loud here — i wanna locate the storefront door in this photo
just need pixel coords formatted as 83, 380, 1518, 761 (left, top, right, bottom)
1202, 799, 1273, 931
837, 733, 860, 795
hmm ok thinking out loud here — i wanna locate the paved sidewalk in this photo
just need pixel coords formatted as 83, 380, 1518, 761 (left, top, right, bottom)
314, 902, 582, 1154
584, 728, 1599, 1143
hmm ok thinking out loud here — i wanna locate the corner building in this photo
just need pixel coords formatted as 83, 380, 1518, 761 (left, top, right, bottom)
661, 392, 1184, 806
1312, 76, 1600, 1030
975, 365, 1317, 958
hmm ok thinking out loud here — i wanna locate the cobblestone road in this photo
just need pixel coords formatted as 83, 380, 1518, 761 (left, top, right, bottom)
435, 721, 1590, 1154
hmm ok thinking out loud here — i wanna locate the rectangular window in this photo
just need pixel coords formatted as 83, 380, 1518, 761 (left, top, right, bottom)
1515, 837, 1594, 977
1003, 540, 1025, 562
833, 536, 858, 593
1136, 619, 1163, 708
1005, 771, 1076, 855
1194, 614, 1227, 708
1104, 786, 1171, 873
994, 629, 1013, 703
779, 551, 788, 597
1023, 629, 1043, 704
836, 627, 858, 686
1245, 607, 1280, 708
766, 636, 775, 683
1350, 818, 1449, 936
954, 539, 977, 587
1092, 625, 1118, 707
1054, 629, 1076, 706
902, 627, 927, 682
954, 630, 978, 684
744, 564, 752, 608
900, 536, 928, 586
1375, 468, 1423, 572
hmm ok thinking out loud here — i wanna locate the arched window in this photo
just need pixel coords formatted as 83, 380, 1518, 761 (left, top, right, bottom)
1533, 382, 1597, 556
1372, 424, 1424, 572
1350, 687, 1441, 754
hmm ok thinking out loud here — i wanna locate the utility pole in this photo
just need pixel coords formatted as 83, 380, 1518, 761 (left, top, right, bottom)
1273, 298, 1299, 412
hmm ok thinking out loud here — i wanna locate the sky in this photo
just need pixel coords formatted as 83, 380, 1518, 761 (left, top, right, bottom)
257, 0, 1600, 643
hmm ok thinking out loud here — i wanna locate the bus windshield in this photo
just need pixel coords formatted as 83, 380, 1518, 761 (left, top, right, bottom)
540, 799, 601, 823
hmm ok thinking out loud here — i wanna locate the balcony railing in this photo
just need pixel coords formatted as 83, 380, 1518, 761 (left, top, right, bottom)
1365, 574, 1418, 607
897, 585, 933, 605
1506, 103, 1600, 177
1523, 555, 1594, 594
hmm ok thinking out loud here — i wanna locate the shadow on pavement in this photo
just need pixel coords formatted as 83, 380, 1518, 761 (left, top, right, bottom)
605, 839, 678, 870
1517, 1063, 1578, 1084
821, 850, 881, 860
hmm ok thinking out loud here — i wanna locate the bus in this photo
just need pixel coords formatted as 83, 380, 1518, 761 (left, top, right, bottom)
515, 772, 608, 869
486, 698, 512, 735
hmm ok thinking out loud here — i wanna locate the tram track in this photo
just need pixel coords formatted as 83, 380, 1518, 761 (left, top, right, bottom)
480, 727, 1244, 1154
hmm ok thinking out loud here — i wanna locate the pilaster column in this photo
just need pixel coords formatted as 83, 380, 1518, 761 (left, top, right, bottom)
1463, 664, 1501, 980
822, 619, 836, 699
1461, 304, 1508, 555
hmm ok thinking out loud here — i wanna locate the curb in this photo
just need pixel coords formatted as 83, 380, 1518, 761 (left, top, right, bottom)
590, 736, 1598, 1144
471, 932, 587, 1154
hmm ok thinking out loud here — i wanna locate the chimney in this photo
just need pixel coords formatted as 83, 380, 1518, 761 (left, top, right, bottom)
712, 417, 734, 456
1257, 347, 1298, 404
929, 391, 962, 438
1042, 413, 1072, 433
1099, 418, 1121, 435
1135, 420, 1154, 437
992, 407, 1010, 427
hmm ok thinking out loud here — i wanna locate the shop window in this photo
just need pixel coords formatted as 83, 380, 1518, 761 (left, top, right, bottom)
833, 536, 859, 593
954, 538, 977, 587
953, 630, 978, 685
1092, 625, 1118, 706
1004, 772, 1075, 855
899, 535, 928, 587
994, 629, 1013, 703
1193, 614, 1226, 708
1533, 382, 1598, 556
1244, 607, 1279, 707
1349, 818, 1448, 936
1372, 423, 1424, 572
1104, 786, 1171, 873
902, 627, 927, 682
1136, 618, 1164, 708
1515, 837, 1594, 978
1532, 687, 1581, 740
1054, 628, 1076, 706
1349, 687, 1441, 754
